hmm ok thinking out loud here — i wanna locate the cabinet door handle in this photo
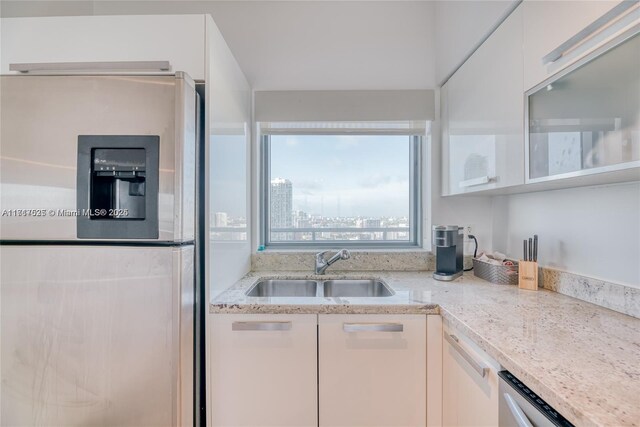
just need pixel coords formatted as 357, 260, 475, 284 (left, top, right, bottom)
542, 1, 638, 64
459, 176, 494, 188
343, 323, 403, 332
232, 321, 292, 331
9, 60, 171, 73
444, 333, 489, 378
504, 393, 534, 427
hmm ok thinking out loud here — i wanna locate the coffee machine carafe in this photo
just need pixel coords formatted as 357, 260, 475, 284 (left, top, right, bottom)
432, 225, 463, 281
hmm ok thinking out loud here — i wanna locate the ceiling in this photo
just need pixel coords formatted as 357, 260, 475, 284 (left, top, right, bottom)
0, 0, 514, 90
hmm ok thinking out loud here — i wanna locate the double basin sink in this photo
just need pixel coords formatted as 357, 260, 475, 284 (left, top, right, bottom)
246, 279, 394, 298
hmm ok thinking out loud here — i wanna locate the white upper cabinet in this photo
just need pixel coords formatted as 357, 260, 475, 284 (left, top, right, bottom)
442, 0, 639, 196
443, 6, 524, 195
522, 0, 638, 92
527, 32, 639, 183
0, 15, 207, 79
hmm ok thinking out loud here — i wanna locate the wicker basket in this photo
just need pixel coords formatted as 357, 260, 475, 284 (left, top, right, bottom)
473, 258, 519, 285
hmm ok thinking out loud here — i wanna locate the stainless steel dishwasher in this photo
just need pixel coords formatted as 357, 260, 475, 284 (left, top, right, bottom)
499, 371, 575, 427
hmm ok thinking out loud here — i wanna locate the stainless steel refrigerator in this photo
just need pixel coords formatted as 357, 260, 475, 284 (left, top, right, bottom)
0, 72, 199, 426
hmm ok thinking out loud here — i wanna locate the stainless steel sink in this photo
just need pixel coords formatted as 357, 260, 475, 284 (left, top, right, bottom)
246, 279, 319, 297
323, 279, 394, 297
245, 278, 394, 298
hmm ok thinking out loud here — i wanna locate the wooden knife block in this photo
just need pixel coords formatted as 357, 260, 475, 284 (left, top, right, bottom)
518, 261, 539, 291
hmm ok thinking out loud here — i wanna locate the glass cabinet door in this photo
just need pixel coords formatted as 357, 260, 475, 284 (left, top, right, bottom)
527, 31, 639, 182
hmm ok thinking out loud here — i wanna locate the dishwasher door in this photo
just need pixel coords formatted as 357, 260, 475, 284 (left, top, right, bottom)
499, 371, 574, 427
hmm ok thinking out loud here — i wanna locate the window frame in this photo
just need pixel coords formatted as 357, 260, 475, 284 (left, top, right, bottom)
260, 132, 423, 249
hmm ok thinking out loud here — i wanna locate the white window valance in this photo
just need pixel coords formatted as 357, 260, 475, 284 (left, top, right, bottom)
255, 90, 435, 123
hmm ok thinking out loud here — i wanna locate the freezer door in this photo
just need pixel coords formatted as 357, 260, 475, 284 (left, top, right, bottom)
0, 245, 194, 427
0, 74, 195, 242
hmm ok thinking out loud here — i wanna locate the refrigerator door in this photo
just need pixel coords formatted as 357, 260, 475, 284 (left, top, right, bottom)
0, 73, 195, 242
0, 245, 194, 426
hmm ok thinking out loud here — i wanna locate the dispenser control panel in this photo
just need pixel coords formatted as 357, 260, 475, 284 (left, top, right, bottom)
77, 136, 159, 239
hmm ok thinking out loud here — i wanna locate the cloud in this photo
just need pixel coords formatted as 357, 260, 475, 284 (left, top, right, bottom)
294, 179, 324, 191
284, 137, 299, 147
333, 135, 362, 150
292, 180, 410, 217
358, 174, 407, 189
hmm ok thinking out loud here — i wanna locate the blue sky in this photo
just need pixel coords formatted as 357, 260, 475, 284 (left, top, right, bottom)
271, 135, 410, 217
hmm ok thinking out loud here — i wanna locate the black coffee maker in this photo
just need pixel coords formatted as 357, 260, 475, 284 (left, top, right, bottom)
432, 225, 464, 281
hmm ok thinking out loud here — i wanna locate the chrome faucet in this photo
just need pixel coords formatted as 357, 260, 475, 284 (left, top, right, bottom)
315, 249, 351, 275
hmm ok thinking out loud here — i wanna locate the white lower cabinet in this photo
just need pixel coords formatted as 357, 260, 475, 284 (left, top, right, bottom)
211, 313, 428, 427
442, 323, 500, 427
210, 314, 318, 427
318, 314, 427, 427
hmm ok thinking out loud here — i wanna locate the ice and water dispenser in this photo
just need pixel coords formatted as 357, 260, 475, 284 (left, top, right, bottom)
77, 135, 159, 239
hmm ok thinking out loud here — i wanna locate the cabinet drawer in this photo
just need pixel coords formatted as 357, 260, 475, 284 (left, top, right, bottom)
318, 314, 426, 427
442, 323, 500, 427
210, 314, 318, 427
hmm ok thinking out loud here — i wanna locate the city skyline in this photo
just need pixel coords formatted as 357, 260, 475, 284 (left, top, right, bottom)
268, 177, 409, 242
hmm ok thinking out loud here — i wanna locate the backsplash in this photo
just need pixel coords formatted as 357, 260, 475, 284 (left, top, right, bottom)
252, 251, 436, 272
251, 251, 637, 318
539, 268, 639, 318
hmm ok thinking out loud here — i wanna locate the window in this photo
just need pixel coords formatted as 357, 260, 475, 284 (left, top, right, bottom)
261, 124, 422, 248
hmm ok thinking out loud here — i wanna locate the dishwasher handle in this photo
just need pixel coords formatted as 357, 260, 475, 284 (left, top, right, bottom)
504, 393, 534, 427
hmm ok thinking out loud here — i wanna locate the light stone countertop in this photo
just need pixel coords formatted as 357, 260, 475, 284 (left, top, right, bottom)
210, 271, 640, 427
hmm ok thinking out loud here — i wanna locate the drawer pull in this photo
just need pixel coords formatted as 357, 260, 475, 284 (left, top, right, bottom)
232, 321, 292, 331
444, 333, 489, 378
343, 323, 403, 333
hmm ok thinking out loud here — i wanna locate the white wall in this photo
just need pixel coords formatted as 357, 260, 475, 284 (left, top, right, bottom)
0, 1, 94, 17
1, 0, 437, 91
200, 0, 437, 90
495, 182, 640, 287
434, 0, 518, 84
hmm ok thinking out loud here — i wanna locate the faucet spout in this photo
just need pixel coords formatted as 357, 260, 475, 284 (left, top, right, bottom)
315, 249, 351, 275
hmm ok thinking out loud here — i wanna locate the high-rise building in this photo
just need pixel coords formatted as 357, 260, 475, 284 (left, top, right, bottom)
270, 178, 293, 237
